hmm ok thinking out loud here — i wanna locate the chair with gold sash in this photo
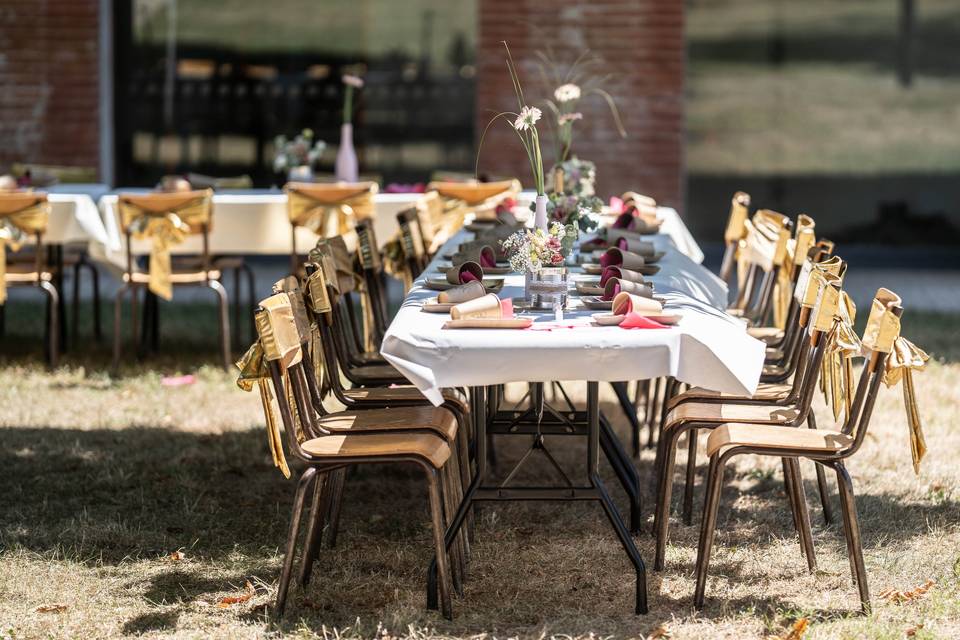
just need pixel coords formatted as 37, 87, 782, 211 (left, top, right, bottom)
236, 291, 459, 618
0, 191, 60, 366
284, 181, 377, 275
114, 189, 231, 370
719, 191, 751, 283
692, 288, 927, 613
728, 210, 792, 326
654, 266, 850, 572
426, 179, 520, 221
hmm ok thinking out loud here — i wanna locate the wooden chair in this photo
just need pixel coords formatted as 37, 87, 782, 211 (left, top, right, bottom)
0, 191, 59, 366
114, 189, 230, 369
728, 210, 793, 326
272, 271, 471, 579
396, 206, 430, 283
285, 181, 377, 275
693, 288, 911, 613
654, 268, 847, 571
241, 291, 459, 618
718, 191, 751, 283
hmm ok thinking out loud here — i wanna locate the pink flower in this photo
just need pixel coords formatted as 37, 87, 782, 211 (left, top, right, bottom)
551, 253, 564, 264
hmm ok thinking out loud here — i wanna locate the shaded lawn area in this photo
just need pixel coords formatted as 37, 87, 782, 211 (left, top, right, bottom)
1, 303, 959, 638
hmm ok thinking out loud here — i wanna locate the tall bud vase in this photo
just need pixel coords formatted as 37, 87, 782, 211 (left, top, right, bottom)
534, 194, 548, 231
335, 123, 358, 182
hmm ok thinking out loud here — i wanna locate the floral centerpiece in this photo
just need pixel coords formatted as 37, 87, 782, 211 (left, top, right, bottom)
336, 72, 364, 182
501, 222, 577, 308
541, 191, 602, 233
478, 42, 549, 230
273, 129, 326, 181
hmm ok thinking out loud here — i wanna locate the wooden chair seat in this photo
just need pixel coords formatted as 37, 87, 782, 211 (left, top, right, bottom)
317, 406, 458, 442
748, 326, 784, 344
667, 382, 793, 409
4, 270, 52, 283
706, 423, 853, 457
343, 386, 468, 413
352, 351, 388, 365
123, 270, 221, 285
765, 346, 785, 361
301, 432, 451, 469
665, 401, 800, 429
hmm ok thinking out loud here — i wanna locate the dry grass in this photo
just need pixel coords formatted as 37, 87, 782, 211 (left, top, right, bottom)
1, 306, 959, 639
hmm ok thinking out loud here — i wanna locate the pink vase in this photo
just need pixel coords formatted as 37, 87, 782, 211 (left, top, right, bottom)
335, 123, 358, 182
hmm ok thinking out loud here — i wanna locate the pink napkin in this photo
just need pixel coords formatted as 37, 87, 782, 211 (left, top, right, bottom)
500, 298, 514, 316
609, 196, 625, 214
602, 281, 621, 301
461, 271, 479, 283
612, 211, 635, 230
480, 246, 496, 269
617, 238, 630, 250
600, 251, 615, 268
619, 313, 668, 329
600, 266, 620, 286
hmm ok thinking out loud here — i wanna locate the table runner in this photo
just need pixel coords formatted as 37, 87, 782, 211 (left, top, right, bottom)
381, 228, 763, 406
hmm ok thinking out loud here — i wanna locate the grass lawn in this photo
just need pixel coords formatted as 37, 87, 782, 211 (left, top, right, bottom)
0, 303, 959, 638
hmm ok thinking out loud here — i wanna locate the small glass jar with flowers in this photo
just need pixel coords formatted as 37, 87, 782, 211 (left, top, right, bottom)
501, 221, 577, 308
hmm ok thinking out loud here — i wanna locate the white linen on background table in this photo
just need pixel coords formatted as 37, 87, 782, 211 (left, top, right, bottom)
93, 192, 423, 270
380, 228, 763, 406
43, 194, 115, 248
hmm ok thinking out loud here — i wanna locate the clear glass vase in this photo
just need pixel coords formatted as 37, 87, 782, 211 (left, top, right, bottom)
524, 267, 568, 309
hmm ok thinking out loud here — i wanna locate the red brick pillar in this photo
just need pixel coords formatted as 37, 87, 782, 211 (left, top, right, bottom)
0, 0, 101, 175
476, 0, 684, 209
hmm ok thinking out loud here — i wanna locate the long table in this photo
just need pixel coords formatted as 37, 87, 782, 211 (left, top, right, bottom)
380, 221, 762, 616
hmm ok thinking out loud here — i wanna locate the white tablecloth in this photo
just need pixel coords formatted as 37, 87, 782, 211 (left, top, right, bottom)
94, 192, 423, 270
380, 229, 762, 406
43, 194, 115, 249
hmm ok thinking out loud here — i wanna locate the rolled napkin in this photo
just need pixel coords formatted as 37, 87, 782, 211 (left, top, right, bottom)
600, 247, 647, 270
612, 212, 658, 233
459, 238, 508, 259
615, 236, 656, 256
437, 280, 485, 303
620, 314, 669, 329
452, 245, 497, 269
603, 278, 654, 301
612, 291, 663, 316
445, 261, 484, 284
621, 192, 658, 218
451, 294, 514, 320
601, 265, 647, 286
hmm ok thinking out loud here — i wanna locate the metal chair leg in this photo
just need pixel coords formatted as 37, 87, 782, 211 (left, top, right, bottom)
112, 284, 130, 373
323, 468, 346, 549
808, 412, 834, 524
654, 423, 689, 570
646, 377, 662, 449
440, 464, 466, 595
693, 452, 727, 609
208, 279, 232, 369
682, 427, 699, 525
425, 466, 454, 619
274, 467, 317, 617
87, 260, 102, 342
782, 457, 801, 533
39, 280, 60, 368
835, 462, 871, 613
71, 262, 80, 343
298, 471, 327, 587
786, 458, 817, 572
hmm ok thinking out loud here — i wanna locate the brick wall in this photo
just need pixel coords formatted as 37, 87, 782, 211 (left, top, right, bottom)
0, 0, 101, 176
476, 0, 684, 209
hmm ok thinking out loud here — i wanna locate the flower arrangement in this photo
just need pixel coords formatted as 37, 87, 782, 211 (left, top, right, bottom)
342, 73, 364, 124
538, 191, 602, 233
501, 222, 577, 273
273, 129, 326, 173
555, 157, 597, 197
478, 42, 546, 196
535, 48, 627, 164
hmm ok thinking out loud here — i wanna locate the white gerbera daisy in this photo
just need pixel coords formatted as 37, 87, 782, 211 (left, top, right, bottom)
342, 74, 365, 88
554, 83, 581, 103
513, 106, 542, 131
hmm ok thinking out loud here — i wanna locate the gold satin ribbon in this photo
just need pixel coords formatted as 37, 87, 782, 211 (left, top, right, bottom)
119, 191, 213, 300
286, 182, 377, 237
0, 194, 49, 304
724, 191, 751, 245
236, 339, 291, 479
862, 289, 928, 473
884, 336, 929, 474
819, 291, 859, 422
774, 215, 816, 329
310, 236, 375, 351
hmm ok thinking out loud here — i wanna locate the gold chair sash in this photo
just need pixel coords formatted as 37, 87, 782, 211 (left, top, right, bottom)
427, 179, 520, 206
118, 190, 213, 300
884, 336, 929, 474
820, 291, 859, 421
285, 181, 377, 237
235, 338, 291, 479
0, 193, 49, 304
774, 215, 816, 329
723, 191, 751, 245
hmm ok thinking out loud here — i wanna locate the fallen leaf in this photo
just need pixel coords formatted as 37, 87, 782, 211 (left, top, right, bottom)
35, 604, 68, 613
216, 580, 255, 608
879, 579, 936, 604
768, 618, 809, 640
168, 550, 186, 561
906, 623, 924, 637
648, 624, 672, 639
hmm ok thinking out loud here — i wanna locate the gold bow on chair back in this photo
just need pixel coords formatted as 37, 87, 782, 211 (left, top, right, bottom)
286, 181, 377, 237
736, 210, 790, 292
236, 292, 305, 478
773, 214, 816, 329
427, 178, 520, 221
862, 288, 929, 473
118, 189, 213, 300
0, 192, 49, 304
724, 191, 752, 245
